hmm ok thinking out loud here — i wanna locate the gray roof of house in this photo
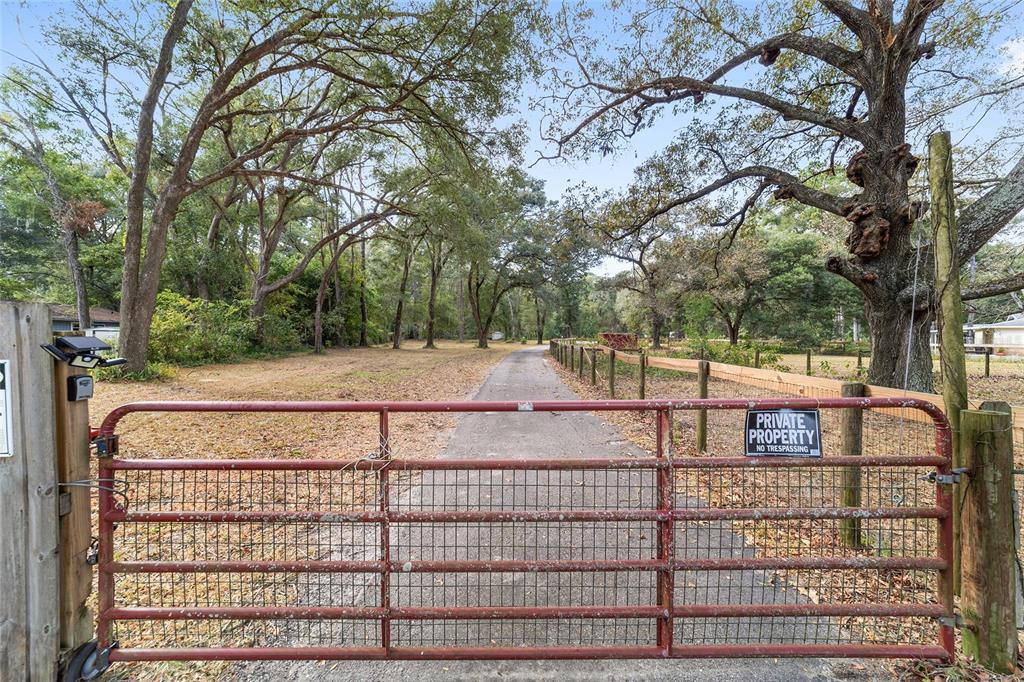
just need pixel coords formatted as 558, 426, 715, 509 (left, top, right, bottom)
969, 318, 1024, 330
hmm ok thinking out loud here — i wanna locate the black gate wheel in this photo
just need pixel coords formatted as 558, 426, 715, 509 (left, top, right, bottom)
63, 640, 107, 681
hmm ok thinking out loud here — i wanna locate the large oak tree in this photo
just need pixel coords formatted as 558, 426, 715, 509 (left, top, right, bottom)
545, 0, 1024, 390
13, 0, 538, 370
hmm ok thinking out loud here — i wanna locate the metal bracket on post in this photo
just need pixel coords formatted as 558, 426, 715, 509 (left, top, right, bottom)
937, 614, 962, 628
923, 468, 968, 485
93, 434, 119, 458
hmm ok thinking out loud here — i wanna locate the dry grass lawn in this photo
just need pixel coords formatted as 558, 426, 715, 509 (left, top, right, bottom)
93, 341, 532, 460
777, 353, 1024, 405
91, 341, 529, 682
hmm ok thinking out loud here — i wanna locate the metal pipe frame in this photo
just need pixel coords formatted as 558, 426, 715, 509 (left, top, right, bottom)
95, 397, 955, 663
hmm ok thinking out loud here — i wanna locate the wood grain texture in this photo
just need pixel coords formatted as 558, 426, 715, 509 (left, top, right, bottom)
53, 360, 95, 653
960, 406, 1017, 673
0, 302, 59, 681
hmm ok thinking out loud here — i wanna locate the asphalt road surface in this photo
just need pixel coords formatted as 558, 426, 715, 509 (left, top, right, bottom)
236, 346, 865, 681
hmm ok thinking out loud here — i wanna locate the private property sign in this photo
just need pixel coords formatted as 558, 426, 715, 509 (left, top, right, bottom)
0, 360, 12, 457
745, 408, 822, 457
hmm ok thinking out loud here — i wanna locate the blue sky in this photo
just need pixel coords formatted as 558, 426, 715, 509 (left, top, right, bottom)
2, 1, 1021, 229
0, 0, 685, 198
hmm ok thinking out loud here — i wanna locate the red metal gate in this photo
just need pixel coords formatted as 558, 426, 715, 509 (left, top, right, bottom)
92, 398, 954, 666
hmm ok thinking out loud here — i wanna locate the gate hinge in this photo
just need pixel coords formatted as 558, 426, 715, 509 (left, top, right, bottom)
937, 614, 962, 628
923, 468, 968, 485
93, 434, 118, 458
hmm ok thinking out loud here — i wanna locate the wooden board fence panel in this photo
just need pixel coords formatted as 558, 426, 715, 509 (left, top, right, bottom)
0, 302, 60, 681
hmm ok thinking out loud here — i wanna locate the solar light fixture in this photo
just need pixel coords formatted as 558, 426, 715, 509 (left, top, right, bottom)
41, 336, 128, 370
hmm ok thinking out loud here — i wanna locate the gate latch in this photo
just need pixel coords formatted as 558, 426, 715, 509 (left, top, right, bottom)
923, 468, 968, 485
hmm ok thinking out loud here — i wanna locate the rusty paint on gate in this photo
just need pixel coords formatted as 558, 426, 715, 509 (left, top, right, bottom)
94, 398, 955, 665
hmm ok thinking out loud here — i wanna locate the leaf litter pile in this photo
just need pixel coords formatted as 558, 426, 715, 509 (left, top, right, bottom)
90, 342, 525, 681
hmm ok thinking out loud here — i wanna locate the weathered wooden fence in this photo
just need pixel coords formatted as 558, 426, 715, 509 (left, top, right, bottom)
1, 301, 96, 681
1, 302, 60, 681
550, 339, 1024, 449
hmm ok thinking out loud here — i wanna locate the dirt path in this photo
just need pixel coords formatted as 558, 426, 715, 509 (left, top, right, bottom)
237, 347, 852, 681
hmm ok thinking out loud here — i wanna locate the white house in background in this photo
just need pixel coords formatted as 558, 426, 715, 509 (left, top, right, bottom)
933, 313, 1024, 353
968, 314, 1024, 348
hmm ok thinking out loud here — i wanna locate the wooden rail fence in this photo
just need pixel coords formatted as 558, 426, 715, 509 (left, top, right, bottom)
550, 339, 1024, 449
551, 337, 1021, 672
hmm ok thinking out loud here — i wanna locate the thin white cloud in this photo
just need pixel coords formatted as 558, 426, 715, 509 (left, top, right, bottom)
999, 37, 1024, 76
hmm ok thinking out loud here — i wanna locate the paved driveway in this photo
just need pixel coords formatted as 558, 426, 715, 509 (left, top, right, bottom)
237, 347, 862, 681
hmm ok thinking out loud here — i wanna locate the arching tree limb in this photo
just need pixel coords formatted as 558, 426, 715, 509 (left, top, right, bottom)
957, 155, 1024, 263
962, 272, 1024, 301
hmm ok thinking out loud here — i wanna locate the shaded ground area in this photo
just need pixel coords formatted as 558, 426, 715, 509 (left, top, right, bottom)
92, 341, 531, 461
236, 347, 849, 681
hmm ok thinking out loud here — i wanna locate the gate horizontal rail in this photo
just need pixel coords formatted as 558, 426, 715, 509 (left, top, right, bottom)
94, 398, 954, 665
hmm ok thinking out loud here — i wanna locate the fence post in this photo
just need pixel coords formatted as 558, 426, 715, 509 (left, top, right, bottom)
0, 302, 60, 681
839, 382, 865, 547
590, 349, 597, 385
639, 352, 647, 399
960, 404, 1017, 674
53, 349, 95, 659
697, 360, 709, 453
754, 349, 760, 368
857, 349, 863, 368
985, 349, 991, 378
805, 350, 812, 375
578, 346, 585, 381
609, 350, 616, 398
931, 130, 969, 596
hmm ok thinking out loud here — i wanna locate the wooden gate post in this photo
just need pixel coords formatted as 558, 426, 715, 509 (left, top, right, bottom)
53, 354, 95, 656
639, 352, 646, 399
960, 404, 1017, 674
589, 349, 597, 386
984, 349, 991, 378
578, 345, 584, 381
931, 130, 969, 595
696, 360, 709, 453
805, 350, 812, 375
0, 302, 60, 681
839, 382, 865, 547
753, 349, 760, 369
609, 350, 616, 398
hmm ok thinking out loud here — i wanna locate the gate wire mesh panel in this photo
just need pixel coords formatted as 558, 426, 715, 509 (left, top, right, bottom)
109, 464, 384, 650
95, 399, 953, 664
678, 378, 943, 649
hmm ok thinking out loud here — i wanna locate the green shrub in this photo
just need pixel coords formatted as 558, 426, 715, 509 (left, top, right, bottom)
92, 361, 176, 383
255, 308, 304, 354
149, 292, 256, 365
